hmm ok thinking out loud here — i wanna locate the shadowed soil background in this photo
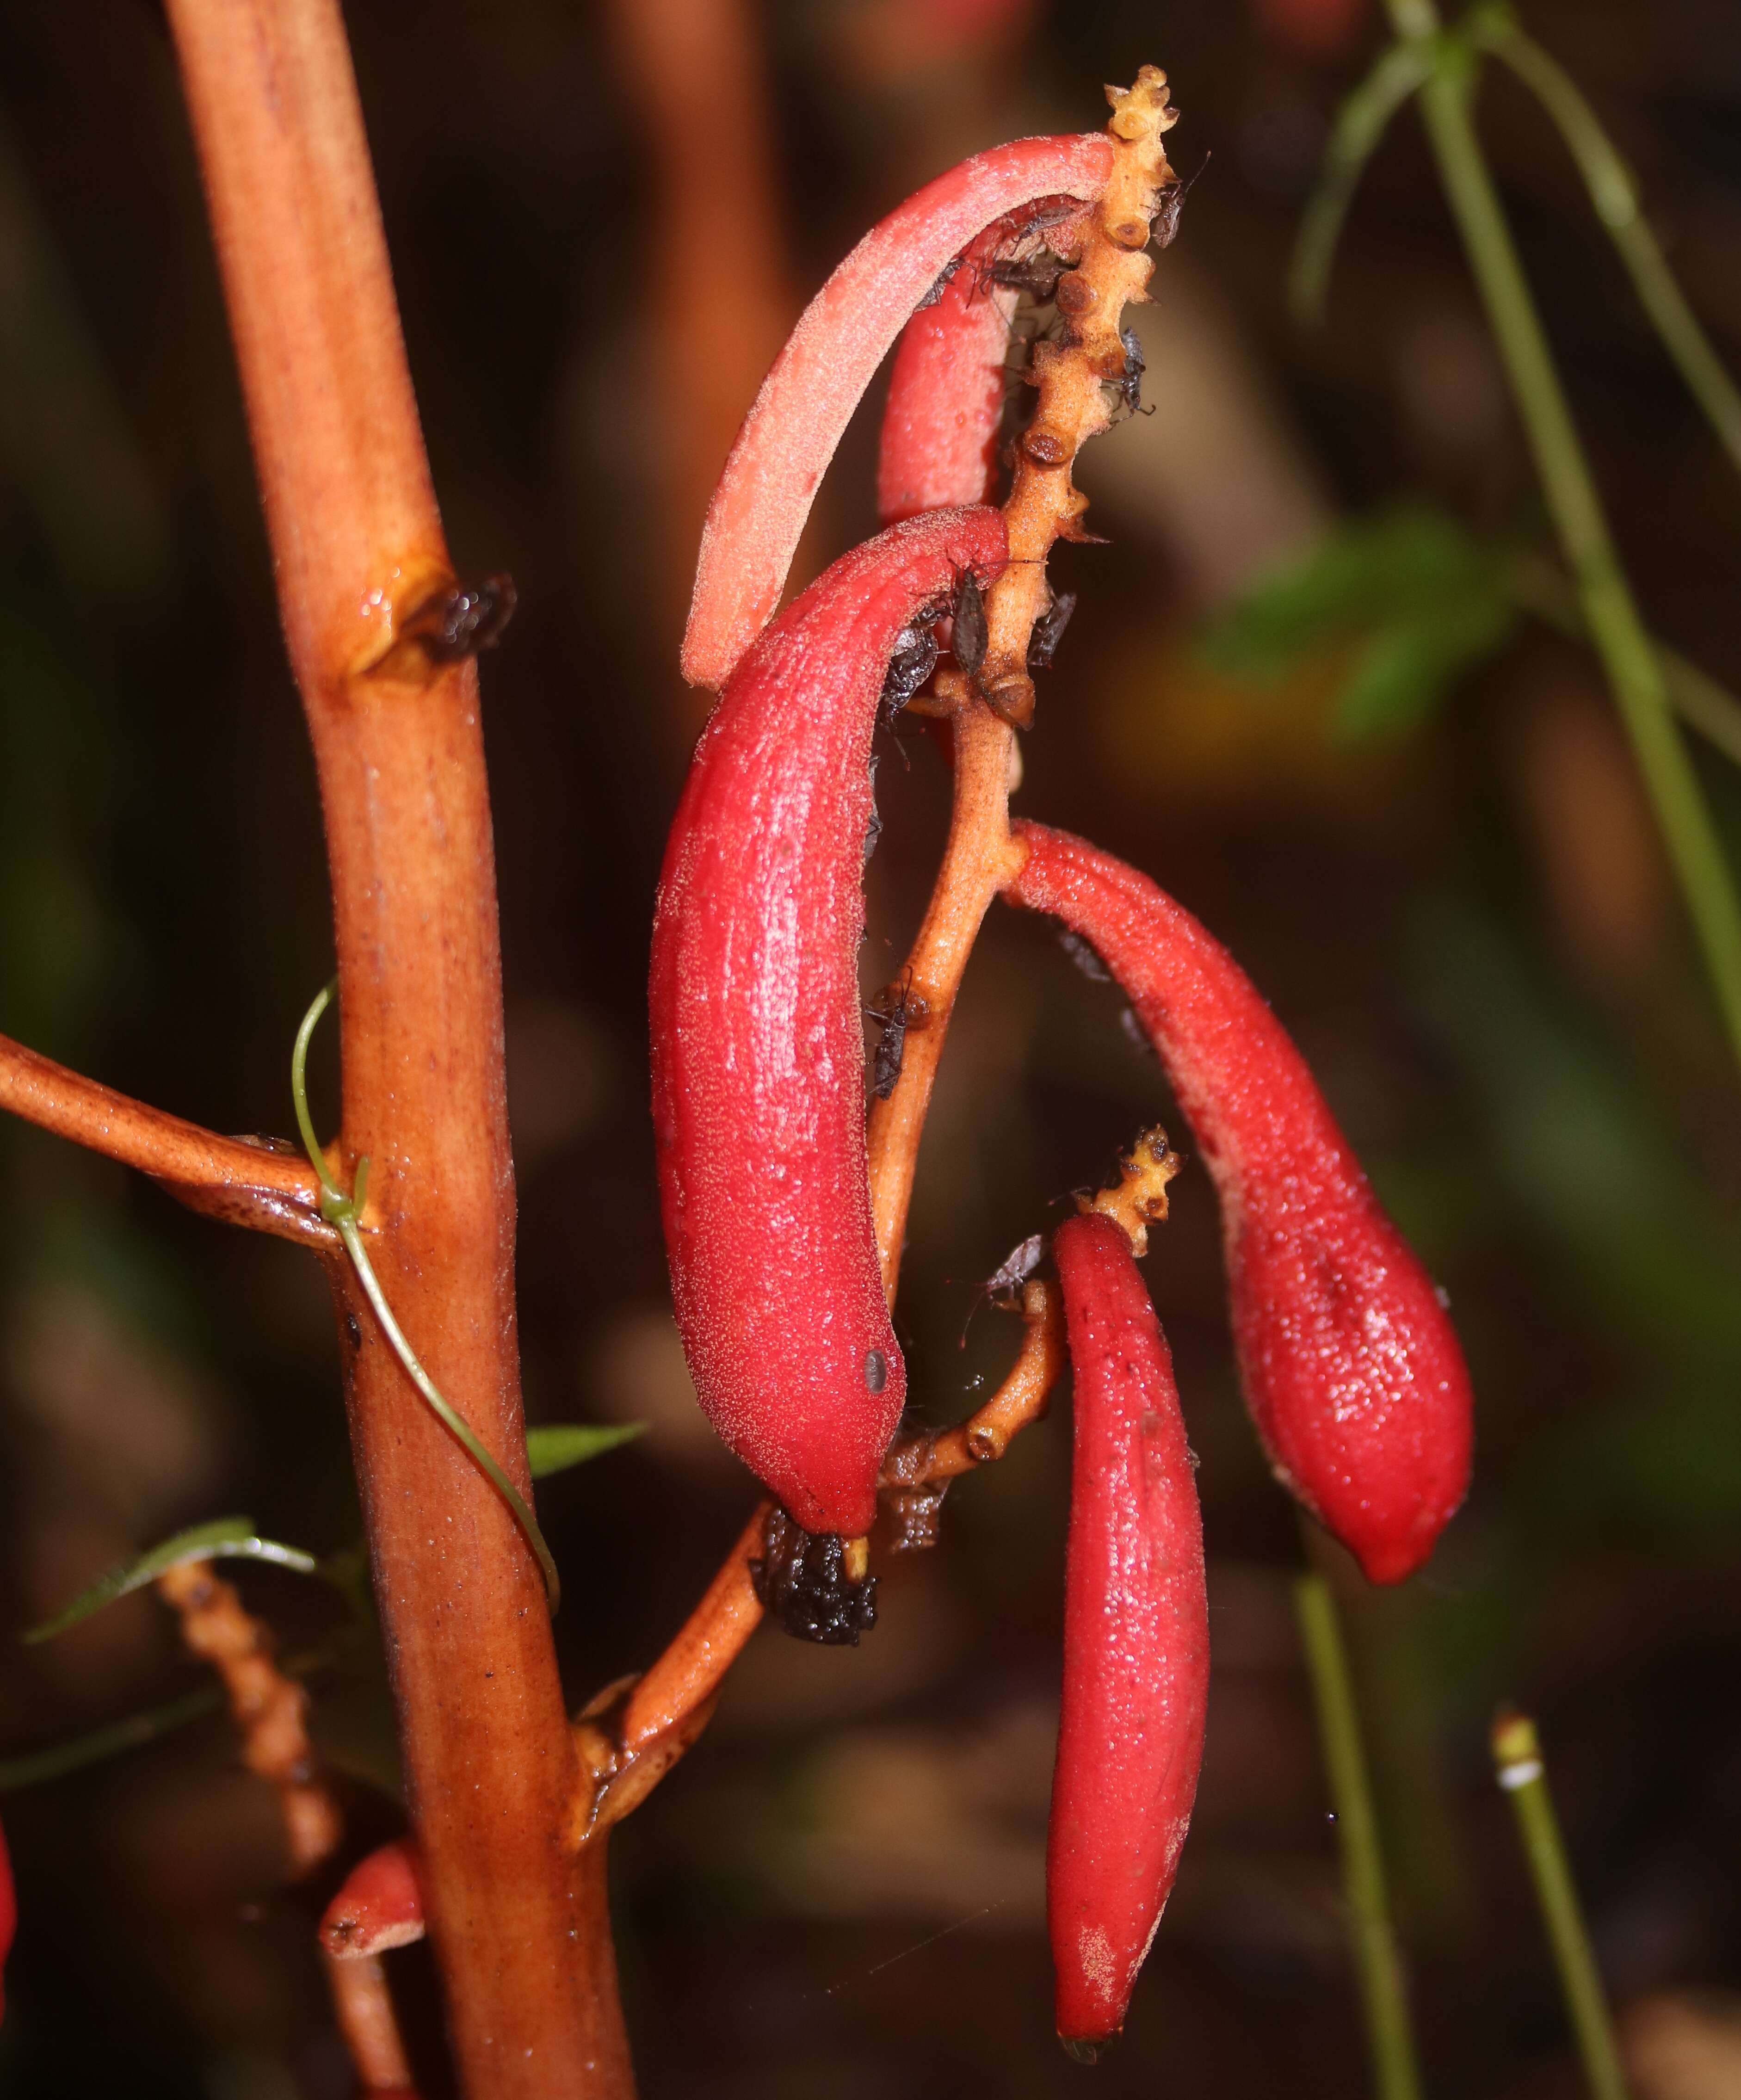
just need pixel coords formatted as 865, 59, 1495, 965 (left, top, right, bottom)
2, 0, 1741, 2094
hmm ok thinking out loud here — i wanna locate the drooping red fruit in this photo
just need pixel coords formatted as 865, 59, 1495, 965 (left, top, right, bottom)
681, 133, 1111, 691
0, 1813, 14, 2023
653, 506, 1008, 1538
1049, 1210, 1208, 2052
1007, 823, 1472, 1583
877, 199, 1094, 525
319, 1837, 426, 1958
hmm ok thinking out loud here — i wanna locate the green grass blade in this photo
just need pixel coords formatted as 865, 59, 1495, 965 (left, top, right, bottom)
1479, 19, 1741, 480
23, 1519, 319, 1644
1291, 38, 1435, 328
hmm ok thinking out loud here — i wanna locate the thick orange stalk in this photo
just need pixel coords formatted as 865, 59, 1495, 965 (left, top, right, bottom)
163, 1, 625, 2090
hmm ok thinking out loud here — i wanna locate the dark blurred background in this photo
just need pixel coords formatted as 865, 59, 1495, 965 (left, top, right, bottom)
2, 0, 1741, 2093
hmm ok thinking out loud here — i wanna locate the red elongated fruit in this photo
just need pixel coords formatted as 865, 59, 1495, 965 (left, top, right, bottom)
320, 1838, 426, 1958
1006, 823, 1472, 1583
653, 506, 1008, 1539
0, 1813, 14, 2023
681, 132, 1112, 690
877, 200, 1094, 525
1049, 1207, 1208, 2052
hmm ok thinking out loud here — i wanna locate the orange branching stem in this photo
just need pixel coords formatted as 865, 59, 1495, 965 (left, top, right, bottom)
162, 2, 624, 2094
156, 1558, 342, 1878
579, 1274, 1069, 1824
866, 69, 1179, 1292
155, 1559, 416, 2094
322, 1949, 418, 2095
883, 1278, 1066, 1488
0, 1031, 332, 1248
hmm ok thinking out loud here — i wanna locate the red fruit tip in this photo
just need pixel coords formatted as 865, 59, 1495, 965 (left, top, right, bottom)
1357, 1543, 1429, 1586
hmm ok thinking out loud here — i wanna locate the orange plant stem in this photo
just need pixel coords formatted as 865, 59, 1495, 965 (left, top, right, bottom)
0, 1031, 331, 1248
163, 3, 626, 2092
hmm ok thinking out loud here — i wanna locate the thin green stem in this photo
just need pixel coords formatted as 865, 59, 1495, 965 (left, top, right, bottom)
1491, 1712, 1631, 2100
1474, 14, 1741, 480
1295, 1575, 1425, 2100
1291, 38, 1436, 327
0, 1687, 223, 1791
291, 983, 560, 1612
1382, 0, 1741, 1073
1506, 555, 1741, 771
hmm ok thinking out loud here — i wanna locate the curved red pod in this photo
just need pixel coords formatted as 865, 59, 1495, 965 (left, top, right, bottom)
681, 133, 1111, 691
653, 506, 1008, 1538
1049, 1210, 1208, 2051
1007, 823, 1472, 1583
877, 200, 1094, 525
320, 1837, 426, 1958
0, 1812, 14, 2023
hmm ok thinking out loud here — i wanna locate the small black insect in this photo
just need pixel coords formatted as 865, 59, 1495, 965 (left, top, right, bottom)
1114, 325, 1150, 419
866, 974, 923, 1100
951, 568, 988, 677
912, 256, 962, 314
878, 612, 942, 731
1152, 153, 1207, 253
985, 1232, 1045, 1303
1058, 928, 1110, 982
990, 247, 1069, 303
863, 754, 883, 867
1027, 590, 1078, 672
414, 573, 518, 663
344, 1313, 363, 1350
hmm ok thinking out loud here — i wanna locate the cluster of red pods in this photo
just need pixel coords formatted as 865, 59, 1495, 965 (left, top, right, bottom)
650, 114, 1474, 2053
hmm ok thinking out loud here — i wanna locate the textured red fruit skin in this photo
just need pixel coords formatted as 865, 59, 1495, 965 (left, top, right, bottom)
0, 1812, 14, 2023
1049, 1211, 1208, 2048
681, 134, 1111, 691
877, 201, 1093, 525
653, 507, 1008, 1537
319, 1837, 426, 1957
1008, 823, 1472, 1584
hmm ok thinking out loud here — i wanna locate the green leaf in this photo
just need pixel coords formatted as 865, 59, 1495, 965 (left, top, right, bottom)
525, 1421, 647, 1480
23, 1517, 320, 1644
1202, 507, 1519, 741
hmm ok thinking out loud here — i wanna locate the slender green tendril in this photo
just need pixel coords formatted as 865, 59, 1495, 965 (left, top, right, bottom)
292, 981, 560, 1613
1290, 37, 1437, 328
1349, 0, 1741, 1077
1469, 6, 1741, 481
